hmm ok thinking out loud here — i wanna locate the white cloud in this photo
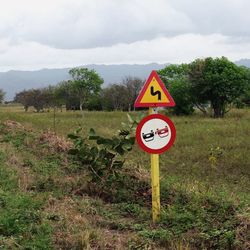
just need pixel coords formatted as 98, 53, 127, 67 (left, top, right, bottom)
2, 0, 250, 50
0, 0, 250, 69
0, 0, 194, 49
170, 0, 250, 37
1, 34, 250, 71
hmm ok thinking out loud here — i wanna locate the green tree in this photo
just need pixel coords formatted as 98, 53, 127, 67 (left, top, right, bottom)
169, 78, 194, 115
69, 68, 103, 111
86, 94, 102, 111
42, 86, 58, 109
55, 81, 79, 110
158, 64, 189, 82
122, 77, 144, 111
158, 64, 194, 115
101, 84, 128, 111
234, 67, 250, 107
30, 89, 48, 112
14, 90, 35, 111
241, 88, 250, 106
14, 89, 49, 112
189, 57, 249, 118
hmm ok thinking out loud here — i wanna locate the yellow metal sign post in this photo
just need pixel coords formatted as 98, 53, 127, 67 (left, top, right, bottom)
135, 71, 176, 223
149, 107, 160, 223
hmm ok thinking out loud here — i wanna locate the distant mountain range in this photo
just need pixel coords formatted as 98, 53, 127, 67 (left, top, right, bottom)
235, 59, 250, 67
1, 59, 249, 101
0, 63, 167, 101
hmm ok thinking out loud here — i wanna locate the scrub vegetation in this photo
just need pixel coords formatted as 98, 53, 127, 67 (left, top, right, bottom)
0, 106, 249, 249
9, 57, 250, 118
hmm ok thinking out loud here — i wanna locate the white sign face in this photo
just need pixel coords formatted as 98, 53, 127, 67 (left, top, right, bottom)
140, 118, 171, 150
136, 114, 176, 154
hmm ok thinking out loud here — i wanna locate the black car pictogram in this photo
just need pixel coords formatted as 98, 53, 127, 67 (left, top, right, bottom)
142, 130, 154, 142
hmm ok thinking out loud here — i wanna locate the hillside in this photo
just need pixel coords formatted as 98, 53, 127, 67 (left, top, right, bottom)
0, 63, 167, 100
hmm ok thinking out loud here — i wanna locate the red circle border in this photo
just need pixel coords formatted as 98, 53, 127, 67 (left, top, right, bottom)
136, 114, 176, 154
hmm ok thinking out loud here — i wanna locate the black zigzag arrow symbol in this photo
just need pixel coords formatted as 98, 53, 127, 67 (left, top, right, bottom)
150, 86, 161, 100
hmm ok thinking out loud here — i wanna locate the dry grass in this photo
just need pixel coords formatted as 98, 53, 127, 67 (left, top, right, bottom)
39, 130, 72, 153
3, 119, 24, 131
45, 196, 143, 250
236, 208, 250, 250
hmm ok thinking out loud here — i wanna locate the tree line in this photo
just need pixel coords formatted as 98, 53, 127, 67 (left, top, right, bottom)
159, 57, 250, 117
1, 57, 250, 118
13, 68, 144, 112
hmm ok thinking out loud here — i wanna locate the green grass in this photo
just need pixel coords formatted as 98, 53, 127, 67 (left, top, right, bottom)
0, 148, 53, 249
0, 105, 249, 249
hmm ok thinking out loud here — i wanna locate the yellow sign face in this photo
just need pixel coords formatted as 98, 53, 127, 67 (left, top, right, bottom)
140, 77, 170, 104
134, 70, 175, 107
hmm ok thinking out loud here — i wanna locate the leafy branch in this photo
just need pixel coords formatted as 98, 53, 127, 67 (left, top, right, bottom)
67, 114, 143, 185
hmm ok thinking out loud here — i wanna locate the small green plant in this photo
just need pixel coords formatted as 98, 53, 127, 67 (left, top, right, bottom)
68, 114, 139, 185
139, 228, 172, 245
118, 203, 142, 216
208, 146, 223, 168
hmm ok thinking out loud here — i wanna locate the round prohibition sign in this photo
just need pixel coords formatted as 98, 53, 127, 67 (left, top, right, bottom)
136, 114, 176, 154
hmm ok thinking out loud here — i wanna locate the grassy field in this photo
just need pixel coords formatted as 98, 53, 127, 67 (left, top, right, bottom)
0, 105, 249, 249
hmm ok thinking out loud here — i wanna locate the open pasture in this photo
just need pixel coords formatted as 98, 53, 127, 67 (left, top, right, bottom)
0, 105, 249, 249
0, 105, 249, 199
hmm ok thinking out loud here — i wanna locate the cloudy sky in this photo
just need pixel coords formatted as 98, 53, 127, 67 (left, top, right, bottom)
0, 0, 250, 71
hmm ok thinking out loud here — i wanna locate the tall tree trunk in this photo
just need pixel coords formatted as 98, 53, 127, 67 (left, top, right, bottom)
79, 102, 84, 118
213, 107, 221, 118
212, 101, 224, 118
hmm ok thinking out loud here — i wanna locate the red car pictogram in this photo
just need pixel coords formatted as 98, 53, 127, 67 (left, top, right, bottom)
155, 126, 169, 138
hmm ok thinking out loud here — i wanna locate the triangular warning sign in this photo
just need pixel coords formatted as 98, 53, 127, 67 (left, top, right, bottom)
134, 70, 175, 107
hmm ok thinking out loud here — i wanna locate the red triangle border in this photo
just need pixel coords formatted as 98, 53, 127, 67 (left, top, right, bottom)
134, 70, 175, 107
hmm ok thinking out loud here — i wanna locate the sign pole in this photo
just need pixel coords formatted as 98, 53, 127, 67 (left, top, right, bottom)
135, 70, 176, 224
149, 107, 160, 223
